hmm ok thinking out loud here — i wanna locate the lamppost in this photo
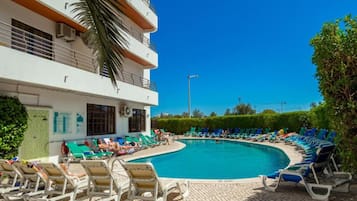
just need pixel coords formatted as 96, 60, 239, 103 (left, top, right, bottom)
187, 74, 199, 118
280, 101, 287, 113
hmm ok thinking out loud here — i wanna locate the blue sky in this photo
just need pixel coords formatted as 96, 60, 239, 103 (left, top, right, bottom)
150, 0, 357, 116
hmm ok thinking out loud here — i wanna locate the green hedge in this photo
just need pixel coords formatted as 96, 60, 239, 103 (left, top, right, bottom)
309, 103, 331, 129
154, 111, 318, 134
0, 96, 28, 159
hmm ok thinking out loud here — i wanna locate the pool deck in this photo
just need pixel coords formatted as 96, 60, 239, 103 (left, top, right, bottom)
69, 136, 357, 201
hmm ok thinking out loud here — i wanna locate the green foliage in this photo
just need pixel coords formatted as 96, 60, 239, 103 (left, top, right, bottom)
192, 109, 204, 118
156, 118, 203, 134
209, 112, 217, 117
233, 103, 256, 115
310, 103, 331, 129
181, 112, 189, 117
0, 96, 28, 159
311, 15, 357, 172
72, 0, 127, 86
261, 109, 277, 115
154, 111, 310, 134
224, 109, 231, 116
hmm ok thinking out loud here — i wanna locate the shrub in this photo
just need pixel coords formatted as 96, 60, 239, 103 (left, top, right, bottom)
0, 96, 28, 159
311, 15, 357, 172
154, 111, 311, 134
310, 103, 331, 129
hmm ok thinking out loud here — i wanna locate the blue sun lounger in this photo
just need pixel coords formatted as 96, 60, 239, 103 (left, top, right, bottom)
261, 145, 352, 200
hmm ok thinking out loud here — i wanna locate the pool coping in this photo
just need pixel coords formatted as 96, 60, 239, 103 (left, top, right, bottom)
121, 136, 304, 183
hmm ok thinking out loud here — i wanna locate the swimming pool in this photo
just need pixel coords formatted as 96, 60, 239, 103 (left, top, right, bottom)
131, 139, 290, 179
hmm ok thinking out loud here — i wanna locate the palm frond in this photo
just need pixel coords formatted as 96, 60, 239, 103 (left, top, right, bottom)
72, 0, 128, 86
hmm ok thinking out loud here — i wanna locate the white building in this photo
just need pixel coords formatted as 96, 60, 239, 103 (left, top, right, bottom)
0, 0, 158, 162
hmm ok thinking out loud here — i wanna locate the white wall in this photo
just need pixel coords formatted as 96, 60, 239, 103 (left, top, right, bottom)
0, 82, 151, 160
123, 58, 143, 76
39, 0, 79, 21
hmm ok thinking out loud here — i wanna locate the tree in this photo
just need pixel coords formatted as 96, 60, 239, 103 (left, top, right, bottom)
72, 0, 127, 86
224, 109, 231, 116
192, 109, 204, 118
209, 112, 217, 117
234, 103, 256, 115
310, 102, 318, 109
261, 109, 276, 115
181, 112, 189, 118
0, 96, 28, 159
310, 15, 357, 172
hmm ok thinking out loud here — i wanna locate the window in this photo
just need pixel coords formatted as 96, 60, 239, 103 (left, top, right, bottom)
11, 19, 53, 60
87, 104, 115, 136
129, 109, 146, 132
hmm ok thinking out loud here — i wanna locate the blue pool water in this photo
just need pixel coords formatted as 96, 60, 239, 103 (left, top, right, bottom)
131, 139, 290, 179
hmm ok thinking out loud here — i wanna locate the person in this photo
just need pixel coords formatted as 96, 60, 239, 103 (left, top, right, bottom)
156, 130, 169, 145
221, 129, 229, 138
97, 139, 110, 151
26, 161, 48, 180
59, 163, 86, 179
125, 141, 141, 151
108, 138, 136, 155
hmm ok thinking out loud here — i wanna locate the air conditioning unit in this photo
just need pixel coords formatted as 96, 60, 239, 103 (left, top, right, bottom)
56, 23, 76, 42
124, 106, 132, 117
119, 104, 132, 117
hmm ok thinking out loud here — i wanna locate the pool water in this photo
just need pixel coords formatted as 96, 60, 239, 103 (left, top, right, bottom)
131, 139, 290, 179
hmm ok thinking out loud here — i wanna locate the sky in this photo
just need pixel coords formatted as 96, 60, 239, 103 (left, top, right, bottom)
149, 0, 357, 117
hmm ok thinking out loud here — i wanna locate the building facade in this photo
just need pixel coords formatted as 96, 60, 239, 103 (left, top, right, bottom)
0, 0, 158, 162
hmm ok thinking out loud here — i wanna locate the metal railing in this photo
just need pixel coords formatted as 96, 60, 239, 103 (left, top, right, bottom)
0, 20, 156, 91
125, 28, 156, 52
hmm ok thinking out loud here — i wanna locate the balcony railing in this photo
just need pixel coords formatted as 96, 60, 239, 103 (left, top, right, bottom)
0, 20, 156, 91
125, 28, 156, 52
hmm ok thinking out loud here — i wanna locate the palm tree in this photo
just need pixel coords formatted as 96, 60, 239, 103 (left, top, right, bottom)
71, 0, 127, 86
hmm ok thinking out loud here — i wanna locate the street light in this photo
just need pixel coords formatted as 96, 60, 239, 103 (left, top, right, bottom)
280, 101, 287, 113
187, 74, 199, 118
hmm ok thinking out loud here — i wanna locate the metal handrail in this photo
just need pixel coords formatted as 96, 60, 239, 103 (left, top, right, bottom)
142, 35, 156, 52
124, 29, 156, 52
0, 20, 156, 91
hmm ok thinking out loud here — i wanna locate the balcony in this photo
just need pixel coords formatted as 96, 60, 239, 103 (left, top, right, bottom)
123, 30, 158, 68
13, 0, 86, 32
0, 20, 156, 91
121, 0, 158, 31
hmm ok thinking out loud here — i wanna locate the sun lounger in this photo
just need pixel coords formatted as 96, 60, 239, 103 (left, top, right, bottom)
122, 162, 189, 201
66, 141, 103, 160
139, 134, 160, 147
25, 162, 87, 201
184, 127, 197, 137
0, 160, 22, 194
80, 160, 129, 201
91, 139, 114, 158
2, 162, 47, 201
261, 145, 352, 200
